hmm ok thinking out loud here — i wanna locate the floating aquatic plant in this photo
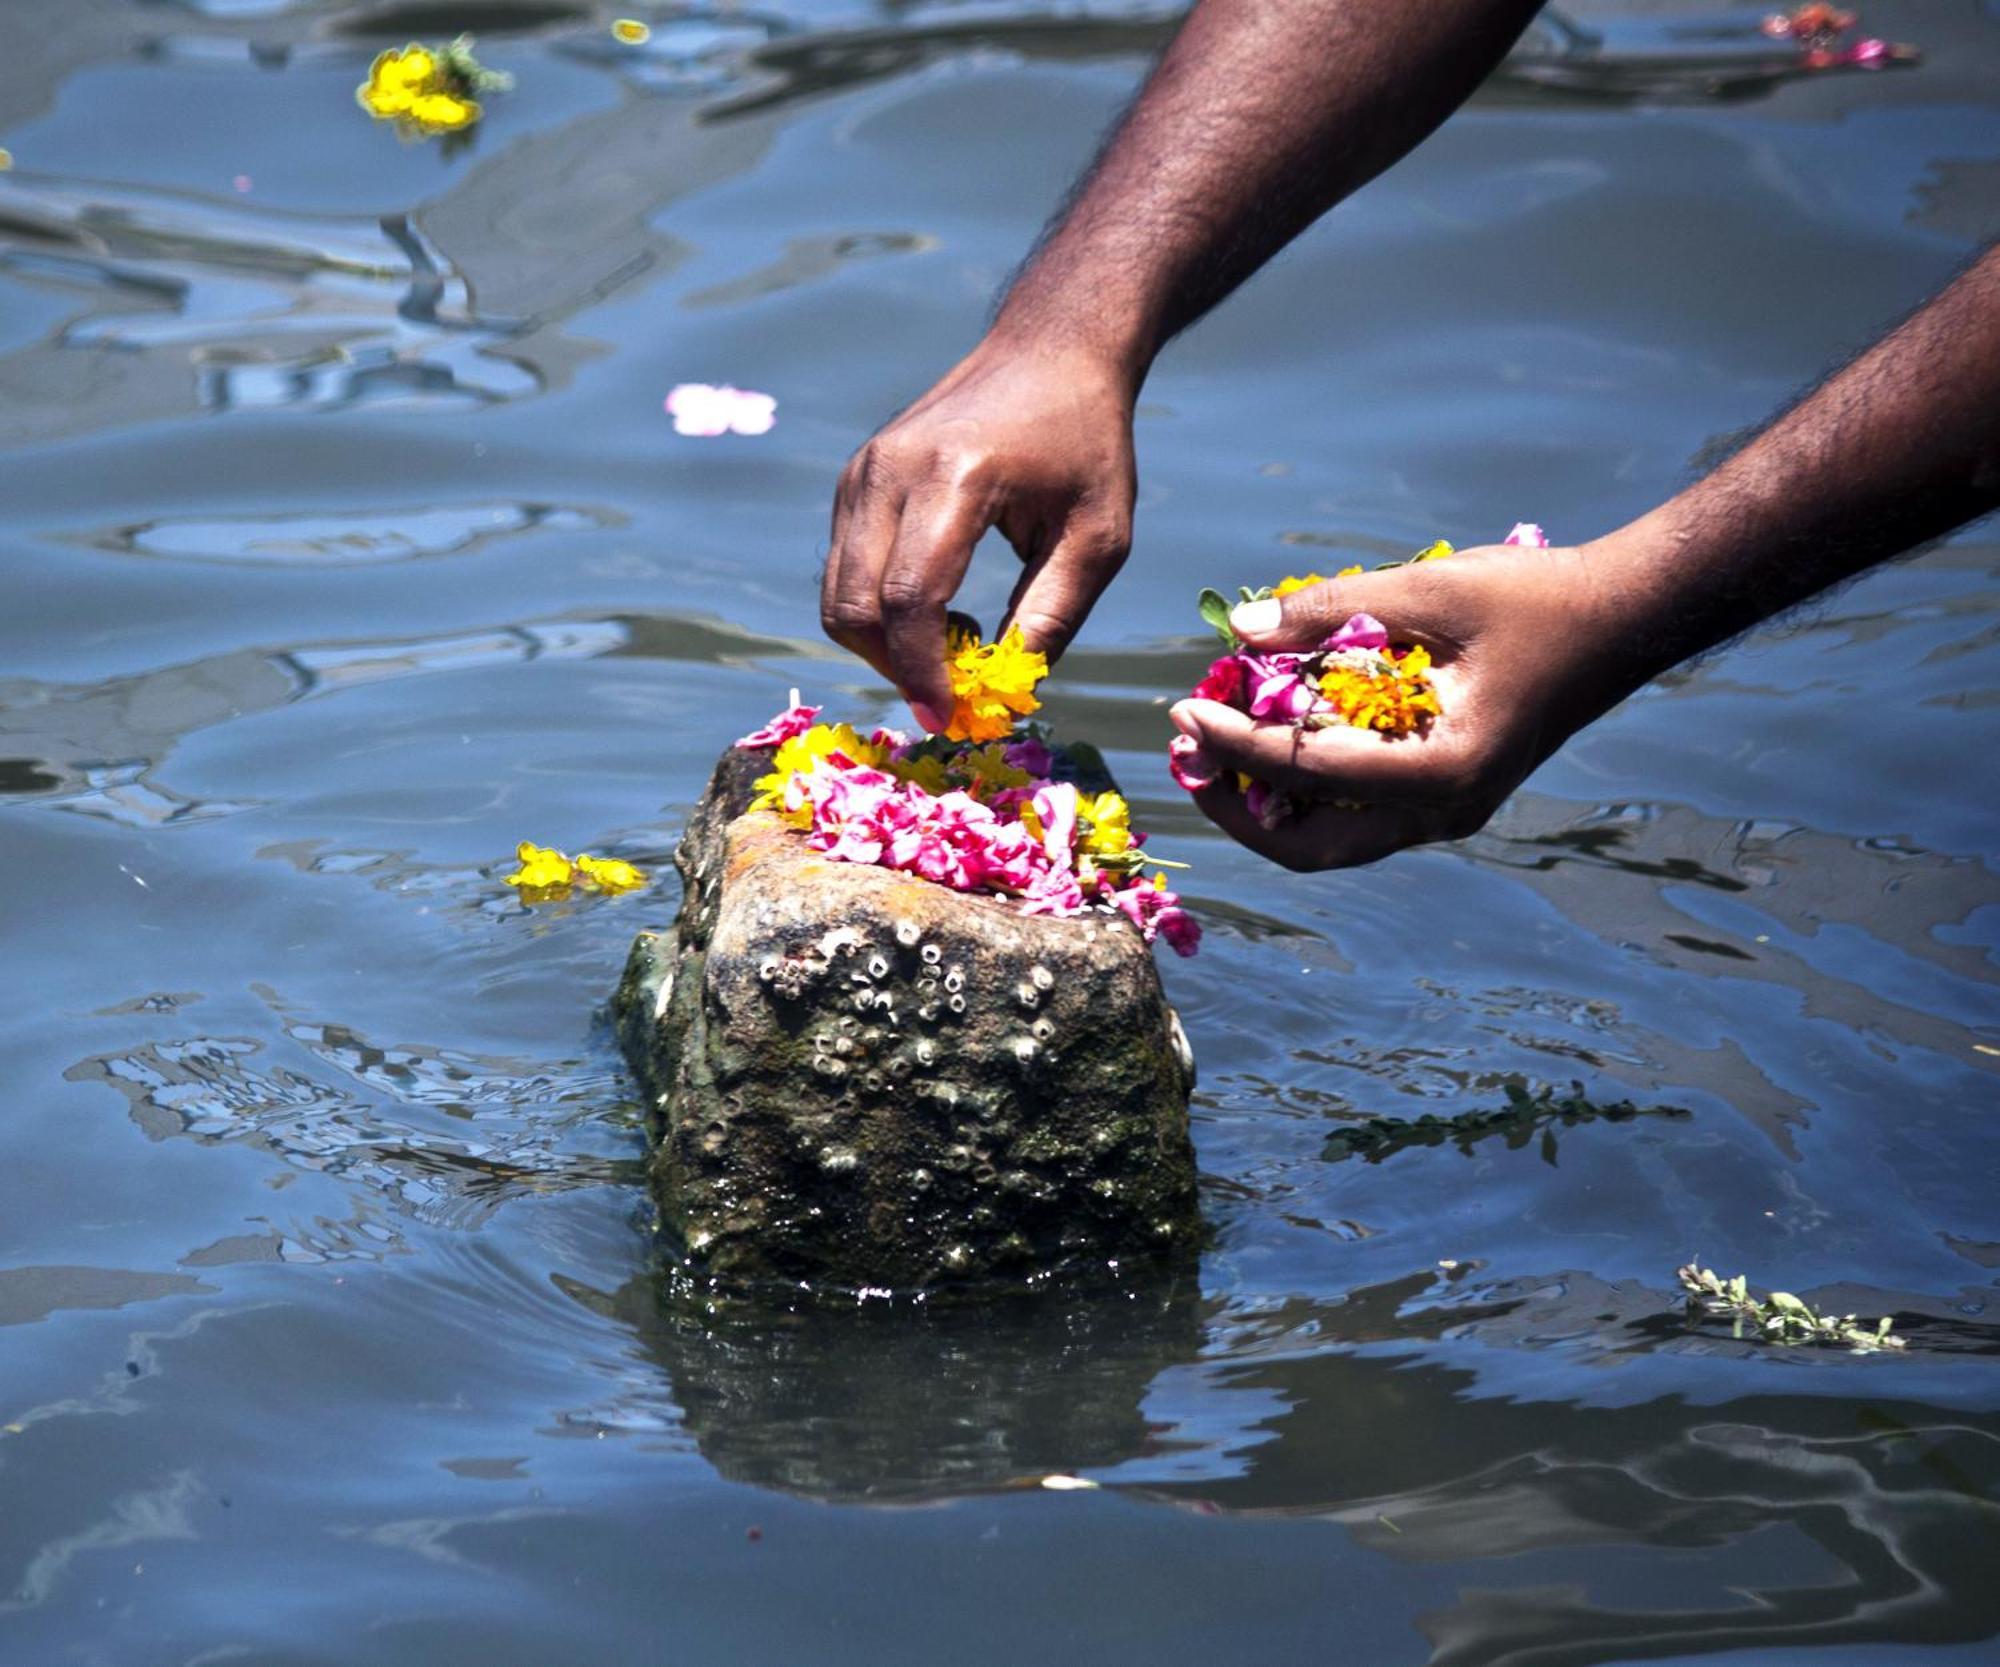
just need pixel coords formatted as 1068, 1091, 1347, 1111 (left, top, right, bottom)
1323, 1081, 1689, 1165
1677, 1261, 1906, 1353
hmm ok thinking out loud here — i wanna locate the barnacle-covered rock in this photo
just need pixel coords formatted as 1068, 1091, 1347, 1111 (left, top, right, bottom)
612, 746, 1200, 1294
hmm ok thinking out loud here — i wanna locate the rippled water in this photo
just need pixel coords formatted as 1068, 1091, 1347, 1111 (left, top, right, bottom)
3, 2, 1997, 1662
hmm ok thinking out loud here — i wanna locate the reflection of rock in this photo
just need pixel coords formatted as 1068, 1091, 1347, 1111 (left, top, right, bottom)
560, 1268, 1202, 1502
613, 747, 1200, 1293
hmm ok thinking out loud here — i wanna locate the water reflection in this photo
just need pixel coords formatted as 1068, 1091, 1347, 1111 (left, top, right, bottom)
69, 498, 610, 567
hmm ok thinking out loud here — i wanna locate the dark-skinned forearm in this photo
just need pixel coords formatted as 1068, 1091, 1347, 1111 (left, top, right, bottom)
991, 0, 1547, 378
1590, 244, 2000, 691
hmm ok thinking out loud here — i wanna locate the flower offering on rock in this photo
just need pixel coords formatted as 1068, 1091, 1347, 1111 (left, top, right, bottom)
732, 632, 1197, 956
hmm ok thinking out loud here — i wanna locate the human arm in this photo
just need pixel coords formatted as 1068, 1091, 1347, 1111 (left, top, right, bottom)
821, 0, 1550, 730
1172, 242, 2000, 868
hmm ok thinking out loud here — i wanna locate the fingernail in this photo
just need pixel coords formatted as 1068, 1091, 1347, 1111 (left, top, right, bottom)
1168, 700, 1204, 739
1230, 598, 1281, 637
911, 700, 947, 734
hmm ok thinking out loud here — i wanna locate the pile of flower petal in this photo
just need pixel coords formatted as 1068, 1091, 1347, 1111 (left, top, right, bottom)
1170, 524, 1548, 823
504, 841, 646, 903
357, 37, 511, 136
735, 654, 1198, 956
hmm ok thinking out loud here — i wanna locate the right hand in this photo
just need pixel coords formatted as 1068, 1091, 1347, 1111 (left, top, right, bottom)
820, 335, 1138, 732
1171, 540, 1637, 869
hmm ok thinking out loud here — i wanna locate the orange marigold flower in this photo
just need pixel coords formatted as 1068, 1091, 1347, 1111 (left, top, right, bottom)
944, 625, 1047, 743
1315, 645, 1441, 736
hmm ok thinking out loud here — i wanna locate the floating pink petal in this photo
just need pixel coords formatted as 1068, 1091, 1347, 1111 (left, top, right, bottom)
1843, 36, 1889, 63
1503, 522, 1551, 548
666, 383, 777, 437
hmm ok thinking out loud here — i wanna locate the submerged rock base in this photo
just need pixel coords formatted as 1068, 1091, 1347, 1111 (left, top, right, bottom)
612, 746, 1200, 1294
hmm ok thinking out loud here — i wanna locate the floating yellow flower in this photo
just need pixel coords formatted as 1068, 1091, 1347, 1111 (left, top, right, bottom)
357, 37, 509, 138
0, 149, 13, 172
612, 18, 652, 44
945, 625, 1047, 743
752, 723, 888, 823
506, 840, 574, 892
1315, 645, 1441, 736
576, 853, 647, 894
505, 841, 647, 901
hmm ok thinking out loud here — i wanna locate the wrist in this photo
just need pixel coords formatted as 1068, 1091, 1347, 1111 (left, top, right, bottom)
988, 261, 1161, 393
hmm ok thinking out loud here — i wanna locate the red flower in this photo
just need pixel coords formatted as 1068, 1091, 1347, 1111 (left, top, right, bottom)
1192, 655, 1248, 707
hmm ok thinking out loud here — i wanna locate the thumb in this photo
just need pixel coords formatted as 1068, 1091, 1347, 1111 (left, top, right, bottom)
1230, 565, 1450, 652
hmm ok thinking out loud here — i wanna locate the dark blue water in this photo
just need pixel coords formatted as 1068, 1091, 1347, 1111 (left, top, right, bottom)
2, 2, 1996, 1662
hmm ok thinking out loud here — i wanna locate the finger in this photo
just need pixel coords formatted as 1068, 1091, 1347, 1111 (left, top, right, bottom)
999, 511, 1130, 663
1171, 698, 1478, 806
1189, 781, 1446, 871
816, 471, 912, 683
1228, 563, 1464, 653
879, 485, 991, 730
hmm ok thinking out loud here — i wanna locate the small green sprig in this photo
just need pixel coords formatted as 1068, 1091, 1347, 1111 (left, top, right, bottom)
1677, 1262, 1906, 1353
441, 34, 514, 96
1323, 1081, 1687, 1165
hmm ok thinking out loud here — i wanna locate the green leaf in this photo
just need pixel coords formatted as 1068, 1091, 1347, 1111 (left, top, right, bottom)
1196, 588, 1237, 647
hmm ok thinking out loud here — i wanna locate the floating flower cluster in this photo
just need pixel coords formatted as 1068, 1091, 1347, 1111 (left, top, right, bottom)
1759, 4, 1910, 69
504, 841, 647, 903
735, 673, 1198, 955
357, 38, 512, 138
1171, 525, 1548, 824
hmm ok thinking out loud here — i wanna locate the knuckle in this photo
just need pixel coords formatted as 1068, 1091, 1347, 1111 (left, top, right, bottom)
1077, 520, 1131, 564
878, 575, 941, 619
822, 598, 878, 638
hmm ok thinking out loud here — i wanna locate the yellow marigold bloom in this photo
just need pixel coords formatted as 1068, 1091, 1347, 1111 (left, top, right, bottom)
945, 625, 1047, 743
1316, 645, 1441, 736
1413, 540, 1454, 562
506, 840, 573, 891
576, 853, 647, 894
408, 90, 479, 130
359, 46, 437, 116
612, 18, 652, 43
1077, 791, 1134, 859
1273, 565, 1363, 597
0, 149, 13, 171
357, 38, 504, 135
752, 723, 887, 821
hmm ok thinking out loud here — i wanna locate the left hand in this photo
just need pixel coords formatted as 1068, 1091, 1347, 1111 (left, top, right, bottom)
1169, 541, 1633, 870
